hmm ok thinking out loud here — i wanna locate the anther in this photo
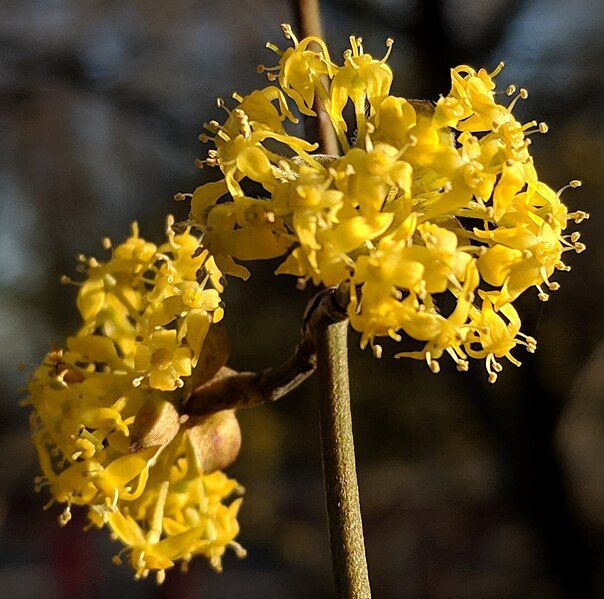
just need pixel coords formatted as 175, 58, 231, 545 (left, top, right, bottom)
102, 237, 112, 249
570, 179, 582, 188
506, 85, 517, 96
58, 507, 72, 527
372, 344, 383, 359
429, 360, 440, 374
519, 88, 528, 99
572, 211, 589, 223
538, 122, 549, 133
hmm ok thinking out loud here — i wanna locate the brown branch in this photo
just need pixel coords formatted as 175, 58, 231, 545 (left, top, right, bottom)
183, 285, 348, 417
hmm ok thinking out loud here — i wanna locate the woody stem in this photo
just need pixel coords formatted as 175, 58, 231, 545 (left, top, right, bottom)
310, 315, 372, 599
294, 1, 371, 597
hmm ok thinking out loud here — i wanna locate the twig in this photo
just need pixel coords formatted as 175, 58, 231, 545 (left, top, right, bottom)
294, 1, 372, 596
311, 317, 371, 598
184, 336, 316, 416
184, 286, 348, 417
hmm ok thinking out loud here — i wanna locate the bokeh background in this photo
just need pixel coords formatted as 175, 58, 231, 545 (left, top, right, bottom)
1, 0, 603, 597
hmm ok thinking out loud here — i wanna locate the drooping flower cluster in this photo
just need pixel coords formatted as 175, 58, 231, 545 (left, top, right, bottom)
182, 25, 588, 381
27, 222, 244, 582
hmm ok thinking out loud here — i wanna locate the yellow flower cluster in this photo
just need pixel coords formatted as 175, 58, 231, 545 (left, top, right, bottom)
27, 222, 244, 582
183, 26, 588, 382
72, 220, 224, 391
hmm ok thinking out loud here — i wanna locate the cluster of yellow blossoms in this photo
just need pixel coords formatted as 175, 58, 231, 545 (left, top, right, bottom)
27, 222, 244, 582
27, 25, 588, 584
183, 25, 587, 381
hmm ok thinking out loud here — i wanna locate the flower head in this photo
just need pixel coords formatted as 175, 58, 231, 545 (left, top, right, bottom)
27, 223, 244, 582
182, 27, 587, 382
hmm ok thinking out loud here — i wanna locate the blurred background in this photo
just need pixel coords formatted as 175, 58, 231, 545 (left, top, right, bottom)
1, 0, 603, 597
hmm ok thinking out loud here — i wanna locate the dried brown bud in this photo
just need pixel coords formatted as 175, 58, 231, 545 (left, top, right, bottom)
186, 324, 230, 395
185, 410, 241, 473
129, 392, 180, 452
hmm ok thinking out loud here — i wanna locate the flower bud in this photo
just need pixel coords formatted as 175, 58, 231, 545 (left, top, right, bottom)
129, 392, 180, 452
186, 410, 241, 473
187, 324, 230, 393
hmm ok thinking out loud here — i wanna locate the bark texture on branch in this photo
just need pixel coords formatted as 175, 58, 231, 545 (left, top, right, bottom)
312, 316, 372, 598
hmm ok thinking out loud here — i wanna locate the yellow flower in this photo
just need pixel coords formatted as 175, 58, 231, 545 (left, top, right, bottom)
328, 36, 394, 146
182, 27, 587, 382
261, 24, 334, 115
465, 299, 536, 383
134, 330, 192, 391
